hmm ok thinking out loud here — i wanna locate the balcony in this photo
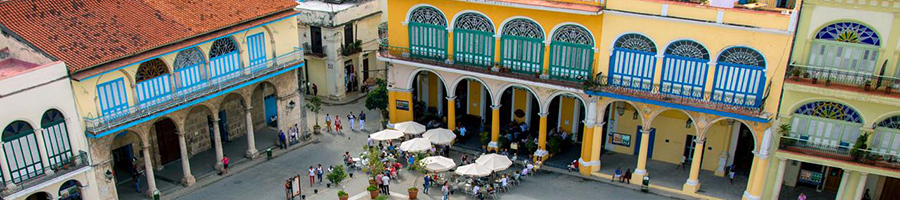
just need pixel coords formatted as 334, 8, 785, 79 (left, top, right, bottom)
83, 50, 305, 135
3, 151, 89, 196
785, 64, 900, 98
779, 136, 900, 171
379, 44, 767, 118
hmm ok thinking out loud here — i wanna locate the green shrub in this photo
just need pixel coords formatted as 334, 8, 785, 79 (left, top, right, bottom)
327, 165, 348, 185
548, 135, 563, 154
367, 185, 378, 191
338, 190, 348, 197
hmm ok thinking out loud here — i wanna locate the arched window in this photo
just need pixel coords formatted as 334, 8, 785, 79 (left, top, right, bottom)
135, 58, 172, 105
549, 25, 594, 82
661, 40, 710, 99
712, 47, 766, 107
208, 37, 241, 79
408, 6, 448, 60
789, 101, 862, 148
174, 47, 208, 91
808, 22, 880, 74
453, 13, 494, 68
874, 116, 900, 155
500, 18, 544, 75
3, 121, 44, 183
609, 33, 656, 91
41, 109, 73, 169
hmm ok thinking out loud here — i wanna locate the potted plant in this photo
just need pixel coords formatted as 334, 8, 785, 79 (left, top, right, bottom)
408, 187, 419, 199
327, 165, 348, 187
850, 133, 870, 161
338, 190, 349, 200
480, 132, 491, 150
778, 124, 794, 148
864, 80, 873, 91
548, 135, 563, 155
307, 96, 323, 134
811, 76, 818, 84
790, 68, 801, 80
406, 153, 428, 199
367, 185, 379, 199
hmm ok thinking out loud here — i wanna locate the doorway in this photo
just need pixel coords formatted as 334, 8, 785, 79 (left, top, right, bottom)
112, 144, 135, 184
217, 111, 229, 142
362, 57, 370, 81
882, 177, 900, 200
823, 167, 843, 192
635, 126, 655, 158
155, 119, 180, 165
264, 94, 278, 127
683, 135, 704, 165
345, 60, 355, 92
732, 124, 754, 175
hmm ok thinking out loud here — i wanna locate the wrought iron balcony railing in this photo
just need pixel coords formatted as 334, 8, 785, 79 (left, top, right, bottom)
779, 136, 900, 171
3, 151, 89, 196
785, 64, 900, 97
379, 44, 766, 117
84, 50, 304, 134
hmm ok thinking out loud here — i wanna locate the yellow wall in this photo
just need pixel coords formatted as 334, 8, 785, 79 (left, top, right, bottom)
605, 0, 793, 30
558, 97, 576, 134
467, 81, 483, 116
389, 90, 414, 123
306, 58, 330, 96
611, 104, 641, 155
427, 73, 438, 108
512, 88, 528, 123
71, 19, 299, 120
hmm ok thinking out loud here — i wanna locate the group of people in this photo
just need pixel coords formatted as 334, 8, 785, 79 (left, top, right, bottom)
277, 125, 302, 149
307, 164, 334, 186
613, 167, 633, 183
324, 111, 366, 133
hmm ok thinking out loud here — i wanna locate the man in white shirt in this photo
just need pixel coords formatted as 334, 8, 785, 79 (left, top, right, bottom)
473, 185, 480, 197
382, 174, 391, 195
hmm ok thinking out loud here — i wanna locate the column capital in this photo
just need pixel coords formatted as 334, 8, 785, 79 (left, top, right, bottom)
640, 128, 652, 134
583, 120, 594, 128
778, 157, 787, 162
175, 132, 185, 137
245, 106, 253, 111
490, 104, 502, 109
538, 112, 549, 117
445, 96, 456, 101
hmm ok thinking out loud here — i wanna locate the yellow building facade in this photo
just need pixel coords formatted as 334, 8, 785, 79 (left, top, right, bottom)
766, 0, 900, 199
380, 0, 798, 199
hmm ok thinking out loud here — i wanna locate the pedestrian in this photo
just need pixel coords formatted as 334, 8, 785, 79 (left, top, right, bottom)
376, 173, 385, 193
677, 156, 686, 171
358, 111, 366, 131
348, 112, 356, 131
382, 172, 391, 195
624, 169, 632, 183
325, 114, 332, 133
278, 130, 287, 149
729, 169, 735, 184
328, 165, 334, 173
317, 164, 324, 183
798, 193, 807, 200
308, 166, 315, 186
367, 135, 374, 147
614, 167, 621, 182
132, 167, 142, 192
335, 116, 342, 132
442, 182, 449, 200
312, 83, 318, 96
221, 155, 229, 175
423, 174, 431, 194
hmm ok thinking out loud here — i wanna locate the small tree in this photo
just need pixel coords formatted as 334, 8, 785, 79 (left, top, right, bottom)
409, 152, 428, 188
327, 165, 348, 186
307, 96, 323, 126
362, 146, 385, 178
851, 133, 870, 161
365, 78, 389, 120
548, 135, 563, 154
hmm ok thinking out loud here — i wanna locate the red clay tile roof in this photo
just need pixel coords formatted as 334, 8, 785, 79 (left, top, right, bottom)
0, 0, 296, 73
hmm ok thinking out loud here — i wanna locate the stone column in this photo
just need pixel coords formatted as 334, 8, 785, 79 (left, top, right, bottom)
535, 112, 549, 162
142, 143, 159, 197
447, 96, 456, 131
489, 105, 501, 149
746, 154, 769, 200
683, 138, 705, 193
632, 128, 652, 184
835, 169, 851, 200
34, 129, 53, 175
0, 142, 15, 190
771, 158, 787, 200
245, 107, 258, 159
853, 172, 869, 200
579, 122, 594, 175
176, 132, 195, 186
212, 113, 225, 171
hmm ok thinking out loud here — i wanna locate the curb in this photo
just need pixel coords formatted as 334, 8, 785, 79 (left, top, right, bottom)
311, 93, 368, 106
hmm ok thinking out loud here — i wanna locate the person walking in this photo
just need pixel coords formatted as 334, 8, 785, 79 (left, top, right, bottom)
441, 182, 449, 200
382, 172, 391, 195
316, 164, 324, 183
729, 169, 735, 184
348, 112, 356, 131
325, 114, 332, 133
132, 166, 142, 192
221, 155, 229, 175
335, 116, 343, 132
677, 156, 686, 171
376, 173, 385, 193
278, 130, 287, 149
423, 174, 431, 194
358, 111, 366, 131
308, 166, 316, 186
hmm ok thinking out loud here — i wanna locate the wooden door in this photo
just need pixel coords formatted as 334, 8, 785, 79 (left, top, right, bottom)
155, 119, 181, 165
823, 167, 842, 192
881, 177, 900, 200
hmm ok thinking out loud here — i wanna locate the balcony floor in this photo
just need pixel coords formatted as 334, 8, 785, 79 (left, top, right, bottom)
785, 78, 900, 98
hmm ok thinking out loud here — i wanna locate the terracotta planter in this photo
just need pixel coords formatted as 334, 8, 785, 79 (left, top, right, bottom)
408, 189, 419, 199
369, 190, 380, 199
339, 195, 349, 200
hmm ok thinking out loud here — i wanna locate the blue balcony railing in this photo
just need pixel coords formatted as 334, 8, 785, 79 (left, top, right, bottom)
83, 49, 304, 134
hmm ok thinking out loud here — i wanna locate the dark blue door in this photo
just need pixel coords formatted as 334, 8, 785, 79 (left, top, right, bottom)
634, 126, 656, 158
264, 95, 278, 127
218, 111, 229, 142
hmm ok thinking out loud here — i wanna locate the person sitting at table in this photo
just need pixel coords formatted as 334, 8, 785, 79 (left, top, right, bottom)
472, 184, 480, 197
500, 176, 508, 192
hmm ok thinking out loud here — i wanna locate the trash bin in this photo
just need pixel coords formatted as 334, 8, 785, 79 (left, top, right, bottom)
267, 148, 273, 159
641, 176, 650, 193
153, 190, 160, 200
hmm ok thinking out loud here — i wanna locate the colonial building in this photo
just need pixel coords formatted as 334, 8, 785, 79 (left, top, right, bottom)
768, 0, 900, 199
0, 57, 97, 199
380, 0, 797, 199
0, 0, 304, 199
295, 0, 387, 100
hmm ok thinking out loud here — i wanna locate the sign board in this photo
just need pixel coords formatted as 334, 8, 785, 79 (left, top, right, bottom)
611, 132, 631, 147
396, 100, 410, 111
292, 176, 302, 197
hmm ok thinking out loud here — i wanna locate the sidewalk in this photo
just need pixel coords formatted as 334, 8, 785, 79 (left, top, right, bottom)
312, 92, 368, 106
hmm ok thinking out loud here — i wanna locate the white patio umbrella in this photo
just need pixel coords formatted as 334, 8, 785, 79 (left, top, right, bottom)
475, 154, 513, 172
370, 129, 404, 141
423, 128, 456, 145
422, 156, 456, 172
394, 121, 426, 135
399, 138, 432, 152
455, 163, 492, 177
